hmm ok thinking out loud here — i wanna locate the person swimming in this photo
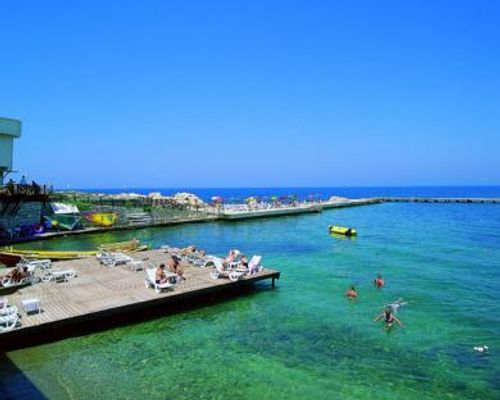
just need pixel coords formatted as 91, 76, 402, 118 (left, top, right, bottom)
374, 274, 385, 288
345, 286, 358, 299
383, 298, 410, 315
374, 308, 404, 329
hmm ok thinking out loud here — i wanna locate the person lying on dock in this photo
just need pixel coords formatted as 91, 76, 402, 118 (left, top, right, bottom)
181, 245, 197, 254
345, 286, 358, 299
374, 308, 404, 329
0, 266, 27, 285
181, 245, 206, 259
168, 255, 186, 281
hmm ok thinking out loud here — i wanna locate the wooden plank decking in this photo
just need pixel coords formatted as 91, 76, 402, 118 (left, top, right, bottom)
0, 250, 280, 350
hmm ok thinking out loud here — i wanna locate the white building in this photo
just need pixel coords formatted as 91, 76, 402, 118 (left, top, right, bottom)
0, 117, 22, 185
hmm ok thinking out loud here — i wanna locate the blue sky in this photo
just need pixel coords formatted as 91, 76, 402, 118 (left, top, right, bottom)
1, 1, 499, 188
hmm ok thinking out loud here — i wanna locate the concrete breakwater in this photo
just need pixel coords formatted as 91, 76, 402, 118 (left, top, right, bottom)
381, 197, 500, 204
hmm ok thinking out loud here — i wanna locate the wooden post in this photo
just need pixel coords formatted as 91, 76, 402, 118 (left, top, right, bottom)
272, 277, 275, 288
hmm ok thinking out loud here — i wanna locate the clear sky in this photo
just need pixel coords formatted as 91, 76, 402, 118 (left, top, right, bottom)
1, 0, 499, 188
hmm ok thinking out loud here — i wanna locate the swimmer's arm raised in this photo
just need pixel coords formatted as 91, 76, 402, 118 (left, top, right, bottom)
373, 313, 383, 322
393, 316, 404, 328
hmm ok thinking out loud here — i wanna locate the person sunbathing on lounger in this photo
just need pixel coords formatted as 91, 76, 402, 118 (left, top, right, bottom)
0, 266, 27, 283
155, 264, 170, 284
238, 254, 249, 272
168, 255, 185, 281
222, 249, 238, 269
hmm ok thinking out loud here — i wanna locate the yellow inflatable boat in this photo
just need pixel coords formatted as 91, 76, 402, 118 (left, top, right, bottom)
329, 225, 357, 236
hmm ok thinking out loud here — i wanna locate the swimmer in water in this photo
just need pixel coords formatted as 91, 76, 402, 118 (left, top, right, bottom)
373, 273, 385, 288
374, 308, 404, 329
383, 298, 410, 315
345, 286, 358, 299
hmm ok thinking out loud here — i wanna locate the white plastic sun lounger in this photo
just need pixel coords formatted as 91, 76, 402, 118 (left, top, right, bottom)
207, 257, 245, 282
0, 305, 18, 316
97, 251, 134, 267
18, 259, 52, 271
144, 268, 176, 294
0, 313, 19, 332
247, 255, 263, 274
1, 265, 38, 288
41, 269, 77, 283
0, 298, 18, 317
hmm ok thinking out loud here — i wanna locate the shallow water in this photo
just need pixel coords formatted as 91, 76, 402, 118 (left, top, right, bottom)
2, 202, 500, 399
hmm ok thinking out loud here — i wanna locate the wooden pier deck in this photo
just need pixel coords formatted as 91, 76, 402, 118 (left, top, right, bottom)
0, 250, 280, 350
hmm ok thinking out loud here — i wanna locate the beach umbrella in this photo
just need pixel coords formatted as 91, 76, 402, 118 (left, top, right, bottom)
211, 196, 224, 203
246, 197, 256, 203
270, 196, 278, 201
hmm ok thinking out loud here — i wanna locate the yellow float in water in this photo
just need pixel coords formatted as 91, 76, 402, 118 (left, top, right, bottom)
329, 225, 357, 236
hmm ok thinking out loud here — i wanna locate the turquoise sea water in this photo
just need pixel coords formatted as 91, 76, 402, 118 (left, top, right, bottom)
2, 201, 500, 399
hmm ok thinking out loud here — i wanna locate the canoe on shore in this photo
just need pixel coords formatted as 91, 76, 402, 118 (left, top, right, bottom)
99, 239, 150, 253
2, 249, 97, 260
0, 250, 96, 267
0, 240, 149, 267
